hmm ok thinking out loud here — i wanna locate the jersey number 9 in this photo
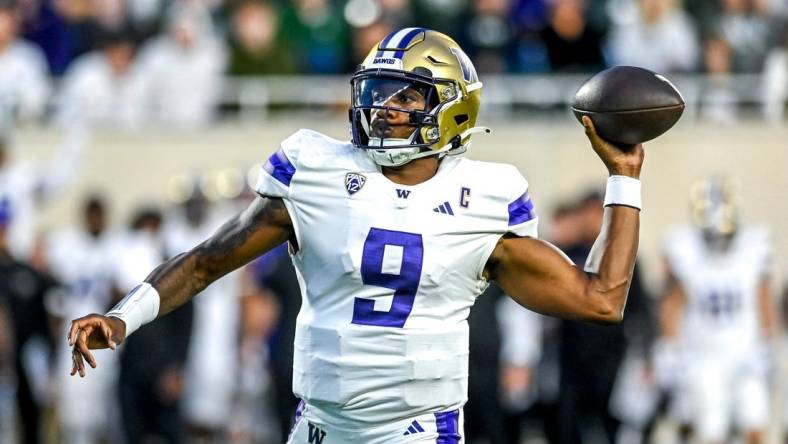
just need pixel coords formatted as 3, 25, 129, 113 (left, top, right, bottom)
352, 228, 424, 328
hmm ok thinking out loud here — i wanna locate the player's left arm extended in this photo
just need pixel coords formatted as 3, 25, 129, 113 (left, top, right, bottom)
487, 116, 641, 325
67, 196, 293, 376
145, 196, 293, 316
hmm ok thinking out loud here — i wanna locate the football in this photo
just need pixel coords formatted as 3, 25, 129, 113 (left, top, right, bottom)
571, 66, 685, 145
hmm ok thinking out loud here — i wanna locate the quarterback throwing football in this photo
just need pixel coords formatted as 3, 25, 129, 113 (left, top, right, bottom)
69, 29, 644, 443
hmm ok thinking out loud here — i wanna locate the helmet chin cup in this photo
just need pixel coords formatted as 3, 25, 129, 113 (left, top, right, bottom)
366, 136, 420, 167
367, 146, 422, 167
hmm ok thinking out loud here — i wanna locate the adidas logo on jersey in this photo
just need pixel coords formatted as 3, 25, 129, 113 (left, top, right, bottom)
403, 420, 425, 435
433, 202, 454, 215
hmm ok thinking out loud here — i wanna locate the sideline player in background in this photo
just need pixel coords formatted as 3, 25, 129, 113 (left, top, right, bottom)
658, 176, 778, 444
68, 29, 645, 443
45, 196, 120, 444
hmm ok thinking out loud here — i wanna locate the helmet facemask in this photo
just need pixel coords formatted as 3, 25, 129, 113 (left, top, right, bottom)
350, 69, 458, 167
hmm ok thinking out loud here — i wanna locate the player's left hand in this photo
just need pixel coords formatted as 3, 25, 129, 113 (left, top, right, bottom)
582, 116, 644, 179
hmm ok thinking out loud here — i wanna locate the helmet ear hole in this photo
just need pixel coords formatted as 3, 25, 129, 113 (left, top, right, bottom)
412, 66, 433, 77
453, 114, 469, 125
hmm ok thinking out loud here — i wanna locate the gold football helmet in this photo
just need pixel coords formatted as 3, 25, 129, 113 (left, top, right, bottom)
690, 175, 739, 238
350, 28, 487, 166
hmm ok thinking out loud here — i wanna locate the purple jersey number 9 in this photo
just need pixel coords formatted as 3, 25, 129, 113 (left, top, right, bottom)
352, 228, 424, 328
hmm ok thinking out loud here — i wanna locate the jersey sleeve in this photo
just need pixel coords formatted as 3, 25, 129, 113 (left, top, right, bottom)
254, 130, 307, 200
503, 166, 538, 238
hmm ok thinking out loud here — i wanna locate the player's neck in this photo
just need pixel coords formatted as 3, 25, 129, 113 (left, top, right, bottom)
381, 156, 440, 186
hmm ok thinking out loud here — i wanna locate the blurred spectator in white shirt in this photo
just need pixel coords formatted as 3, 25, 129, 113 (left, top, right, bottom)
717, 0, 771, 72
0, 2, 50, 122
0, 127, 85, 261
44, 196, 122, 444
56, 28, 145, 129
134, 2, 226, 128
607, 0, 699, 73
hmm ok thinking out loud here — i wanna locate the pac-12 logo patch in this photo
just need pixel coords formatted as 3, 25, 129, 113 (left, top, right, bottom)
345, 172, 366, 195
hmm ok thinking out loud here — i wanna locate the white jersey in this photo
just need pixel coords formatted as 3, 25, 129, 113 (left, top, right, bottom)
255, 129, 538, 423
663, 225, 771, 357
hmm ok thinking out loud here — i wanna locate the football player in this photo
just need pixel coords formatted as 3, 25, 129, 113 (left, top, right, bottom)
658, 176, 778, 444
68, 29, 644, 443
46, 196, 120, 444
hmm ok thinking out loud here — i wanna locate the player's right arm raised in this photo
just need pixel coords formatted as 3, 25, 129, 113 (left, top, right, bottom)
487, 116, 643, 325
68, 196, 293, 376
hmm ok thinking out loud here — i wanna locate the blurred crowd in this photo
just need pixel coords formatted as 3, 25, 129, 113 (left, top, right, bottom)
0, 134, 786, 444
0, 0, 788, 128
0, 0, 787, 443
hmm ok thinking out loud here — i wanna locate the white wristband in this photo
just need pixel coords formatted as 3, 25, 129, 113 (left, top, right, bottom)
604, 175, 642, 210
106, 283, 160, 337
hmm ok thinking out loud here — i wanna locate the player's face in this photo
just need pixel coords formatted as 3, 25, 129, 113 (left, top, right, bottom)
370, 87, 426, 139
367, 83, 428, 139
85, 207, 105, 237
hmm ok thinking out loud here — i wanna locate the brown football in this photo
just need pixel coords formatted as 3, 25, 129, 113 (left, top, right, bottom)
571, 66, 685, 145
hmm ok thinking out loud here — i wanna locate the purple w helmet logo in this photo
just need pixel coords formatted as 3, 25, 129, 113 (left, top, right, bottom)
345, 173, 367, 195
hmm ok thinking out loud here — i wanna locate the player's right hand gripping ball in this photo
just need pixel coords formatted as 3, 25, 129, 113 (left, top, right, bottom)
571, 66, 685, 145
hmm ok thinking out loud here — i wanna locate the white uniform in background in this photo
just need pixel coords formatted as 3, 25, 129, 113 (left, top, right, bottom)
45, 229, 120, 444
164, 208, 242, 430
0, 40, 50, 121
256, 129, 538, 443
56, 52, 145, 129
663, 225, 772, 442
0, 131, 85, 260
496, 296, 542, 410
